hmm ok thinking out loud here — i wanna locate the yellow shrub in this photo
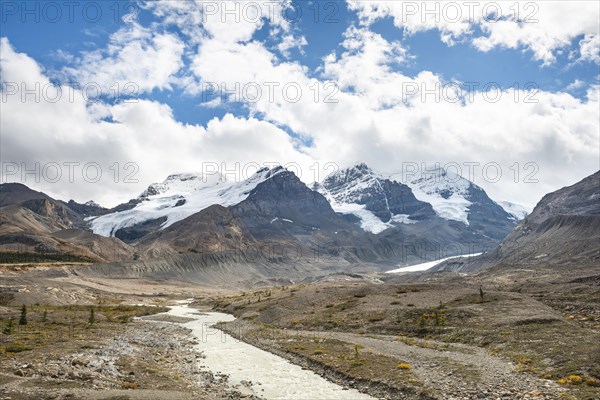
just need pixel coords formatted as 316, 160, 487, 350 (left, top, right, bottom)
396, 363, 411, 370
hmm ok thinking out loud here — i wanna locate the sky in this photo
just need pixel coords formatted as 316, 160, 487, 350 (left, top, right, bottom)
1, 0, 599, 209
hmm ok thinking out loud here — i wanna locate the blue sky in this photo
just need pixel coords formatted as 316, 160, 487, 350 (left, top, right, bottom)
3, 0, 597, 124
1, 1, 599, 207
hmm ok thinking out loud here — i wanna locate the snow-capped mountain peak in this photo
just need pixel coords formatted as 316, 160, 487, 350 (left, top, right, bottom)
402, 166, 473, 225
90, 167, 285, 237
498, 201, 531, 221
316, 164, 434, 234
318, 163, 515, 235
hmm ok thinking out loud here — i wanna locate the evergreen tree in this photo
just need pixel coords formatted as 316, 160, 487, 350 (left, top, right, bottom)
3, 317, 14, 335
89, 307, 95, 325
19, 304, 27, 325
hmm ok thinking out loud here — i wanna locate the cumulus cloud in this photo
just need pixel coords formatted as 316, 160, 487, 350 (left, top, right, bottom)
278, 34, 308, 58
579, 34, 600, 64
0, 38, 312, 207
62, 22, 185, 94
177, 17, 599, 207
1, 1, 599, 211
347, 1, 600, 65
322, 26, 411, 109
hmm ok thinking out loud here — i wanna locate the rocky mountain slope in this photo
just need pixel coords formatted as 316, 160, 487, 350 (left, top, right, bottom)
495, 170, 600, 266
429, 170, 600, 273
315, 164, 516, 238
0, 183, 134, 263
1, 164, 526, 272
89, 168, 285, 240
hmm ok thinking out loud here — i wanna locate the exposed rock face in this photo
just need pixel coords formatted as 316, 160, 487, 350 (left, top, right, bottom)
63, 199, 109, 217
317, 164, 435, 222
0, 183, 134, 262
316, 164, 516, 244
231, 168, 352, 235
0, 165, 538, 276
462, 183, 518, 241
497, 170, 600, 266
430, 170, 600, 273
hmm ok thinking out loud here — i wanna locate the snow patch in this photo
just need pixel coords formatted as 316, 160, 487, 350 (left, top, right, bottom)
498, 201, 531, 220
399, 167, 472, 225
390, 214, 416, 224
386, 253, 483, 273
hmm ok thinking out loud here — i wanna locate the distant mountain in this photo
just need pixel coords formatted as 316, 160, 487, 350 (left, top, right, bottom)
0, 183, 133, 263
314, 163, 435, 234
0, 183, 81, 231
62, 199, 109, 217
496, 170, 600, 266
429, 170, 600, 274
498, 201, 530, 221
0, 164, 523, 271
315, 164, 516, 241
138, 168, 360, 259
89, 167, 286, 241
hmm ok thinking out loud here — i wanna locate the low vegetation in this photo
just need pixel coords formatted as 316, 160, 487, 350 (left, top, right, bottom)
204, 279, 600, 399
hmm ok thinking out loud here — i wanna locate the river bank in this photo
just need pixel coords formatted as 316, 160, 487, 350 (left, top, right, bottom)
164, 304, 375, 400
0, 304, 248, 400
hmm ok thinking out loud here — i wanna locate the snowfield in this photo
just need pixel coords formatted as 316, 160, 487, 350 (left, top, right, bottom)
386, 253, 483, 273
91, 167, 283, 237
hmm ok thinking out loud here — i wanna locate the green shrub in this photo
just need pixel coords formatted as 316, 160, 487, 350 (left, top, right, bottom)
19, 305, 27, 326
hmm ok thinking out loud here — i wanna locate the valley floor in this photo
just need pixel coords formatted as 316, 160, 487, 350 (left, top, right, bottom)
0, 304, 254, 400
1, 263, 599, 400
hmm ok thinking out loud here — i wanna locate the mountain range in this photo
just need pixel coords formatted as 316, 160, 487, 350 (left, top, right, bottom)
4, 164, 595, 282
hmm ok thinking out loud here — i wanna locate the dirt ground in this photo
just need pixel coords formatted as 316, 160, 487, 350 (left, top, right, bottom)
0, 302, 255, 400
205, 271, 600, 400
1, 263, 599, 400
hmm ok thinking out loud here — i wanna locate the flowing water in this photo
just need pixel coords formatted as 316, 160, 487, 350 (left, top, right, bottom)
166, 304, 375, 400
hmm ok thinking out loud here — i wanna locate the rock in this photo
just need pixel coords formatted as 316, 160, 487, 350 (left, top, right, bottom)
71, 357, 90, 367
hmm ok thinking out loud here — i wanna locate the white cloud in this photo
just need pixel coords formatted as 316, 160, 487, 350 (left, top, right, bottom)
0, 38, 312, 207
2, 0, 599, 212
347, 1, 600, 65
278, 34, 308, 57
322, 26, 411, 109
179, 20, 599, 208
579, 34, 600, 63
566, 79, 585, 91
63, 23, 185, 94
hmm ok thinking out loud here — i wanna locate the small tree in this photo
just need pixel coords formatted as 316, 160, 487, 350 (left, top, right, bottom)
3, 317, 14, 335
479, 287, 485, 303
19, 304, 27, 326
418, 314, 427, 331
88, 307, 95, 325
42, 310, 48, 323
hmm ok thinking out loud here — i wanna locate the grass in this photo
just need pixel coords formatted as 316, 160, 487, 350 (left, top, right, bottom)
204, 280, 600, 400
0, 304, 168, 359
277, 336, 429, 397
